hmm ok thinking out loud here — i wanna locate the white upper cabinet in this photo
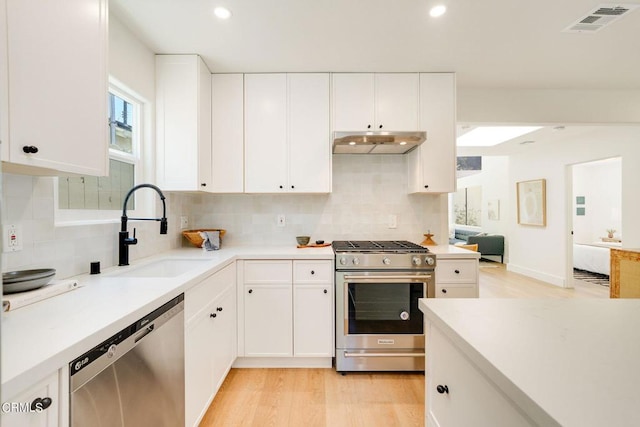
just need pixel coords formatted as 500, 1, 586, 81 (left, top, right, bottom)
407, 73, 456, 193
211, 74, 244, 192
2, 0, 108, 176
332, 73, 419, 131
245, 73, 331, 193
156, 55, 212, 192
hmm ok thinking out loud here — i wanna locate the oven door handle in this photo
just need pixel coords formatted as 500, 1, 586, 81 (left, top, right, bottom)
344, 352, 426, 358
343, 274, 432, 282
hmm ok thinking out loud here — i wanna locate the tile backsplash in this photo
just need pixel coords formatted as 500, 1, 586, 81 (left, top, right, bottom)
190, 155, 444, 246
2, 155, 445, 279
1, 174, 194, 279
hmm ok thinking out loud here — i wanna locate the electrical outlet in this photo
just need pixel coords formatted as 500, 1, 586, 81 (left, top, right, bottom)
3, 224, 23, 252
180, 216, 189, 230
388, 214, 398, 229
277, 214, 286, 227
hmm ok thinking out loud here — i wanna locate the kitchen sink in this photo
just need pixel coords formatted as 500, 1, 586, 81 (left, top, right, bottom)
110, 259, 211, 278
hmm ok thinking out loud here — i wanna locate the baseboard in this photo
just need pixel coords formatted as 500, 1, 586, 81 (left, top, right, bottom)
232, 357, 333, 368
506, 263, 566, 287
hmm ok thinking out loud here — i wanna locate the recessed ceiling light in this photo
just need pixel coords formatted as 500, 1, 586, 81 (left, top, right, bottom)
430, 5, 447, 17
214, 7, 232, 19
456, 126, 542, 147
399, 141, 407, 145
348, 141, 356, 146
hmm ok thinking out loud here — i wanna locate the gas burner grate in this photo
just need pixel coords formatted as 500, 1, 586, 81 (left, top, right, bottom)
332, 240, 429, 253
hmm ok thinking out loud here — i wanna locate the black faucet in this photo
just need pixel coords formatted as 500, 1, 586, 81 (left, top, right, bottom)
119, 183, 168, 266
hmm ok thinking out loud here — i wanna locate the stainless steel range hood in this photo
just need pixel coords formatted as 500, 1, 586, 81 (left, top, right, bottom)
333, 131, 426, 154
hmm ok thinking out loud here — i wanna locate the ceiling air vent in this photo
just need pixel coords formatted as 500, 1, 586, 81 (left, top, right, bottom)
563, 3, 639, 33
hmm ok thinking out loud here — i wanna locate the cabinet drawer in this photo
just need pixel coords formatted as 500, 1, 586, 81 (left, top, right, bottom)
436, 285, 477, 298
436, 259, 478, 283
293, 260, 332, 283
186, 263, 235, 321
243, 260, 292, 283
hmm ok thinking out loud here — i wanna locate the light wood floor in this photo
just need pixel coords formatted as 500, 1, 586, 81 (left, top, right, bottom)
199, 263, 608, 426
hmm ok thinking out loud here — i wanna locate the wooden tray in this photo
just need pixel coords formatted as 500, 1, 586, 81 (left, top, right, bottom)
297, 242, 331, 248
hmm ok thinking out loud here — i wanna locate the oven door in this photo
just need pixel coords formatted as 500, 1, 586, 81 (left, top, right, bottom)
336, 271, 434, 347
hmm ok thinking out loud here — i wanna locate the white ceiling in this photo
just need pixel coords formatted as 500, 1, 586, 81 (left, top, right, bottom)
111, 0, 640, 90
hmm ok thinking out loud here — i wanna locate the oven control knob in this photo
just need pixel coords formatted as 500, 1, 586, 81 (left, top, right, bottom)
383, 257, 391, 265
400, 311, 410, 321
426, 257, 435, 266
412, 256, 422, 266
339, 257, 347, 265
352, 257, 360, 265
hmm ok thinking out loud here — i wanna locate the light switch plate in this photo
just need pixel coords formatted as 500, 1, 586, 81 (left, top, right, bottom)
388, 214, 398, 229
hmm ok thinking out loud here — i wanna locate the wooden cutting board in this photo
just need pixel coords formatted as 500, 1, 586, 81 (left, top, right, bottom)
296, 242, 331, 248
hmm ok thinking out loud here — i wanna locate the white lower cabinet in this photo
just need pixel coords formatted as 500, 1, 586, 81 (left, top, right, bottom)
426, 324, 532, 427
185, 263, 237, 427
238, 260, 333, 363
1, 371, 59, 427
244, 283, 293, 356
435, 258, 479, 298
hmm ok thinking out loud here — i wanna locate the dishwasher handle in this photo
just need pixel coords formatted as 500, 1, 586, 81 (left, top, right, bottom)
134, 324, 155, 343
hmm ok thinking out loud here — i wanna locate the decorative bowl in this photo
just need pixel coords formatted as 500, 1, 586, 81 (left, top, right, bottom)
182, 229, 226, 247
296, 236, 311, 246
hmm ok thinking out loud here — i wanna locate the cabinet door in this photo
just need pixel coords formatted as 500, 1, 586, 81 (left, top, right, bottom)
211, 74, 244, 192
374, 73, 419, 131
0, 0, 9, 160
244, 74, 288, 192
332, 73, 375, 131
408, 73, 456, 193
211, 284, 237, 391
2, 371, 59, 427
288, 73, 331, 193
294, 284, 333, 357
156, 55, 212, 191
244, 284, 293, 356
5, 0, 107, 175
185, 301, 217, 427
427, 326, 532, 427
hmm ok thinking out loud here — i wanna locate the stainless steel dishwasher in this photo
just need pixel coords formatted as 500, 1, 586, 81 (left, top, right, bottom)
69, 294, 185, 427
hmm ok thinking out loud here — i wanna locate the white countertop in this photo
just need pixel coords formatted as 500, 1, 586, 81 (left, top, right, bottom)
429, 244, 481, 259
419, 298, 640, 427
1, 245, 333, 399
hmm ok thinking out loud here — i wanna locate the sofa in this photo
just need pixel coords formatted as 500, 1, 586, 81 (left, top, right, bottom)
449, 229, 505, 263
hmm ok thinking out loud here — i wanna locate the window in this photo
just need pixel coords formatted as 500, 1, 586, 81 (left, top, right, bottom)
56, 81, 147, 224
454, 186, 482, 226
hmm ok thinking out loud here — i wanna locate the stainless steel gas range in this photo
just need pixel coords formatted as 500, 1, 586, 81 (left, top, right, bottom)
332, 240, 436, 373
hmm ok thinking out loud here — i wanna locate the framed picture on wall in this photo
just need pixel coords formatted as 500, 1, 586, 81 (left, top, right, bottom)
517, 179, 547, 226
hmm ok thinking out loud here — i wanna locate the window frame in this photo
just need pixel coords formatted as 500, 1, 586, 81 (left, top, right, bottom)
54, 78, 151, 226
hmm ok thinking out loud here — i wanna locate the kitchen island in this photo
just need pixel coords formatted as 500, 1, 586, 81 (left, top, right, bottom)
420, 298, 640, 427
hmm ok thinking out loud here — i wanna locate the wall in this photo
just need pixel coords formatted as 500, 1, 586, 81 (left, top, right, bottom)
455, 156, 510, 261
189, 155, 446, 246
0, 13, 197, 279
507, 126, 640, 286
457, 88, 640, 124
572, 158, 622, 244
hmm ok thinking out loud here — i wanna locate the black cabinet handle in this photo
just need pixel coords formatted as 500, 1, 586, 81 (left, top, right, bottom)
324, 289, 328, 294
454, 269, 460, 274
216, 307, 223, 312
424, 185, 429, 189
441, 289, 447, 294
22, 145, 39, 154
210, 313, 217, 318
436, 385, 449, 394
379, 124, 383, 129
279, 185, 283, 189
30, 397, 52, 411
201, 183, 207, 187
248, 289, 253, 294
367, 124, 371, 129
291, 185, 295, 189
311, 270, 315, 275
